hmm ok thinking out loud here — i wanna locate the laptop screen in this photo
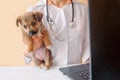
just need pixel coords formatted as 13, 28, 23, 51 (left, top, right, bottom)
89, 0, 120, 80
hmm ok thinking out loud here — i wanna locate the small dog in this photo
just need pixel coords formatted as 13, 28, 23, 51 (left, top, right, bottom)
16, 12, 52, 69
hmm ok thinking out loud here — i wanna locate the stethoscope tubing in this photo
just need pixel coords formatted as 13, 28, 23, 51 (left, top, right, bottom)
46, 0, 74, 23
45, 0, 75, 41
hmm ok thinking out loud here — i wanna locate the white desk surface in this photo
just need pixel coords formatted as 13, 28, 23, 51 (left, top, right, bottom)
0, 66, 72, 80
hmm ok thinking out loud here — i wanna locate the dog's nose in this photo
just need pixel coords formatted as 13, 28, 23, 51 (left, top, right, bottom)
29, 31, 37, 36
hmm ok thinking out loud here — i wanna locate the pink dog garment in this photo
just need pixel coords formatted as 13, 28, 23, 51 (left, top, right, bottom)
35, 45, 46, 61
24, 35, 46, 63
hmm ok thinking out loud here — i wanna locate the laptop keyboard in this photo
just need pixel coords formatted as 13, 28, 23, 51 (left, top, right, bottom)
59, 63, 90, 80
77, 70, 90, 80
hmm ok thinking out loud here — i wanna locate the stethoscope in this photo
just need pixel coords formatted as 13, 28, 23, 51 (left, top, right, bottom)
46, 0, 75, 41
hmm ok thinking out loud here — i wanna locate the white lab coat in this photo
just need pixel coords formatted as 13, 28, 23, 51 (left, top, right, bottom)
27, 0, 90, 66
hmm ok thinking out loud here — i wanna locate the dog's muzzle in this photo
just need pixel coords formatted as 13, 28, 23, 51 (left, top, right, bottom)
29, 30, 38, 36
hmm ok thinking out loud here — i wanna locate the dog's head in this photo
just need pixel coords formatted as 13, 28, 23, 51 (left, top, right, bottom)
16, 12, 43, 36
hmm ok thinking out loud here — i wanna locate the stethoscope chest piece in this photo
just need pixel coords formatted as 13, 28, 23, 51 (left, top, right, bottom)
68, 21, 76, 28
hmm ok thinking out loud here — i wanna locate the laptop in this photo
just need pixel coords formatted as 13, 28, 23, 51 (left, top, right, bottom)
59, 0, 120, 80
59, 63, 90, 80
90, 0, 120, 80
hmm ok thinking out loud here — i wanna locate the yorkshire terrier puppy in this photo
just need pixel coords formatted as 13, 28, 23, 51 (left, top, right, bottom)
16, 12, 52, 69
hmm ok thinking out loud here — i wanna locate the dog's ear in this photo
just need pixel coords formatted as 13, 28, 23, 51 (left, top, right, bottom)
16, 16, 21, 27
32, 12, 43, 22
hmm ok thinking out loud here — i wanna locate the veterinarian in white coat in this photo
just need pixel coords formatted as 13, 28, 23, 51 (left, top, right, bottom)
27, 0, 90, 66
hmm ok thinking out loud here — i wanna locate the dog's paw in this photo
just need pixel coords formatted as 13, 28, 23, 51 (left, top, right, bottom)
40, 64, 48, 70
47, 45, 52, 49
42, 66, 48, 70
24, 56, 32, 64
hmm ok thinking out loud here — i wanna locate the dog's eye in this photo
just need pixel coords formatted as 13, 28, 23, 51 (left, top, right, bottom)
23, 25, 27, 29
31, 22, 36, 26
